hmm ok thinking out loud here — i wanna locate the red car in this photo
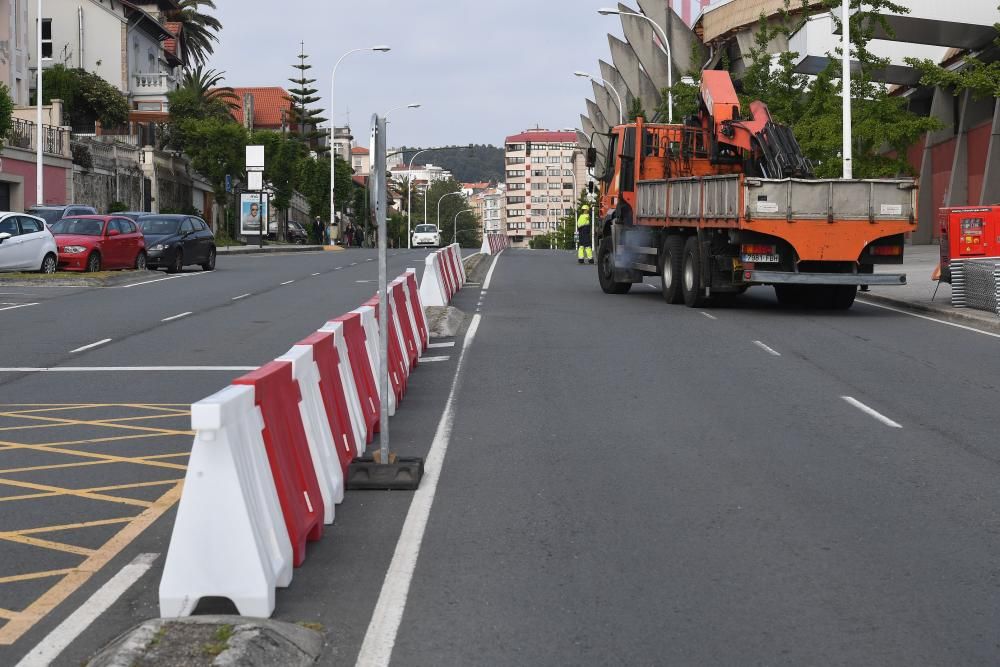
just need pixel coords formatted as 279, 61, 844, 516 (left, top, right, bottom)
49, 215, 147, 272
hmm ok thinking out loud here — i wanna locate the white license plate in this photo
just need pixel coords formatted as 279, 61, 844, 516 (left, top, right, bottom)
741, 254, 779, 263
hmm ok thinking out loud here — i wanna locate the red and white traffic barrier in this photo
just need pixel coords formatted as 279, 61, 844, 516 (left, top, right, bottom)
419, 243, 466, 307
481, 232, 508, 255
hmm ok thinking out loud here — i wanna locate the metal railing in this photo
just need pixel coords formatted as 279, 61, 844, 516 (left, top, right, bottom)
9, 117, 70, 157
951, 259, 1000, 316
132, 72, 178, 93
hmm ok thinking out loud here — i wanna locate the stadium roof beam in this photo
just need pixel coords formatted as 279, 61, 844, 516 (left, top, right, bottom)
834, 15, 998, 51
608, 34, 661, 118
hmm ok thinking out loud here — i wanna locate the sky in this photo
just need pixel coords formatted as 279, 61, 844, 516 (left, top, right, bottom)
209, 0, 633, 149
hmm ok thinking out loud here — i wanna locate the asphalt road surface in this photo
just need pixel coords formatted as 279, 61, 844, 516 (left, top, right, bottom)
1, 247, 998, 666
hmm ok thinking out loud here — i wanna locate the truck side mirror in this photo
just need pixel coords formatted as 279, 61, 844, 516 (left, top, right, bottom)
586, 147, 597, 168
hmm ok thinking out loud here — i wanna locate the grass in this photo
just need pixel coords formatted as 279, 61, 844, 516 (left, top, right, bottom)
202, 624, 234, 657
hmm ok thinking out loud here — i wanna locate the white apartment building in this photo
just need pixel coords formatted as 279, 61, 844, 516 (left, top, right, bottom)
388, 162, 453, 185
504, 129, 587, 248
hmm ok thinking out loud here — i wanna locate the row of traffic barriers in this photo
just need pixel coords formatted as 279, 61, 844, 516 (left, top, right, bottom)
481, 232, 509, 256
158, 268, 432, 619
418, 242, 467, 307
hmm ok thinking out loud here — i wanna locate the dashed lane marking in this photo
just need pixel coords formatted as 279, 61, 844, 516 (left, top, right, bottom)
280, 280, 295, 285
842, 396, 903, 428
0, 303, 39, 312
69, 339, 111, 354
420, 356, 451, 362
232, 293, 251, 300
700, 312, 717, 320
160, 312, 191, 322
753, 340, 781, 356
427, 342, 455, 348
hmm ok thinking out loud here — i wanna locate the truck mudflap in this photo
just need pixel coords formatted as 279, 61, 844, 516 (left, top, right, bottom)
748, 270, 906, 286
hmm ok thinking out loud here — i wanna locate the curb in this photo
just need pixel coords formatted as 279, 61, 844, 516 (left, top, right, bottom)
217, 245, 338, 255
857, 292, 1000, 332
0, 270, 158, 287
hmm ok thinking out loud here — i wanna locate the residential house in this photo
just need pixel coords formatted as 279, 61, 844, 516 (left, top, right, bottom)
227, 87, 293, 132
351, 146, 370, 177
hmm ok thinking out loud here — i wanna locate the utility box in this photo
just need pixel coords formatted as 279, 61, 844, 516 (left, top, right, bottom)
939, 205, 1000, 282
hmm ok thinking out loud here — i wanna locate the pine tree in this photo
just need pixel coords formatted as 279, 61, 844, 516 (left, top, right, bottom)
287, 43, 328, 154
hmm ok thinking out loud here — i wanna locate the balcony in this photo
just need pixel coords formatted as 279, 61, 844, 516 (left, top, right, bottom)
131, 72, 178, 99
7, 118, 71, 158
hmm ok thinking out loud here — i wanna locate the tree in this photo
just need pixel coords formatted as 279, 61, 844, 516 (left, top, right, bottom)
627, 96, 647, 122
905, 6, 1000, 101
252, 130, 306, 240
287, 45, 328, 154
166, 0, 222, 67
164, 67, 237, 150
178, 118, 248, 237
40, 65, 129, 130
0, 83, 13, 150
297, 156, 331, 222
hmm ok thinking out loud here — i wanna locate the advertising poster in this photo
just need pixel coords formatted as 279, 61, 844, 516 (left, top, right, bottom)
240, 193, 268, 235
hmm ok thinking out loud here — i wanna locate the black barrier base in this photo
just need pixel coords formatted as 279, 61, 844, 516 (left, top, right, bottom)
347, 456, 424, 491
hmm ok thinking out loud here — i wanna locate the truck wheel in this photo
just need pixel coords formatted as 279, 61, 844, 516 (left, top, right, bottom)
774, 285, 803, 306
660, 235, 684, 304
830, 285, 857, 310
597, 236, 631, 294
681, 236, 706, 307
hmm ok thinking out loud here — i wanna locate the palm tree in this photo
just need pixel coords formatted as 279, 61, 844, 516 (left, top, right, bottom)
167, 0, 222, 67
179, 65, 237, 110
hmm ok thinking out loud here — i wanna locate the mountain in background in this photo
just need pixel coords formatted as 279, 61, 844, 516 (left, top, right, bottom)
399, 145, 504, 184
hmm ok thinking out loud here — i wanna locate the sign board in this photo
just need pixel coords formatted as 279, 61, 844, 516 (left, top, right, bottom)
240, 192, 268, 235
246, 145, 265, 172
247, 171, 263, 191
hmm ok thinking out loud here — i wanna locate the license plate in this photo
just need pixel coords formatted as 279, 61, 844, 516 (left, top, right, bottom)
741, 253, 779, 263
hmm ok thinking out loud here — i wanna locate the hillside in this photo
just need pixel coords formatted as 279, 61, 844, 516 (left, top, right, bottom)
398, 145, 504, 184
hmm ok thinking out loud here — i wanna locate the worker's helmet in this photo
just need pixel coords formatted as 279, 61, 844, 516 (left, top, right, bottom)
581, 204, 590, 210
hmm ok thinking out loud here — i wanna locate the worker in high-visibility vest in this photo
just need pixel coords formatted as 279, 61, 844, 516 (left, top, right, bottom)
576, 204, 593, 264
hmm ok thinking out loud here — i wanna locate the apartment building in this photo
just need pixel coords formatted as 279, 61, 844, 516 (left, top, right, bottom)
503, 129, 586, 248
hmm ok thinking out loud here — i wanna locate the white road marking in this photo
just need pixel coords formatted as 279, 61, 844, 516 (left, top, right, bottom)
420, 355, 451, 362
427, 341, 455, 348
482, 253, 500, 290
15, 553, 158, 667
700, 312, 718, 320
0, 302, 39, 312
645, 283, 658, 290
356, 314, 482, 667
116, 274, 182, 288
161, 311, 192, 322
753, 340, 781, 356
350, 262, 358, 266
69, 338, 111, 354
356, 280, 374, 283
232, 293, 251, 300
366, 258, 375, 261
311, 272, 321, 276
0, 366, 258, 372
857, 299, 1000, 340
280, 280, 295, 285
335, 267, 343, 270
842, 396, 903, 428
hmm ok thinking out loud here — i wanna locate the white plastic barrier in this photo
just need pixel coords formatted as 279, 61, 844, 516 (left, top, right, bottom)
481, 232, 508, 255
395, 276, 423, 359
159, 384, 293, 619
318, 320, 367, 453
349, 305, 397, 417
419, 251, 449, 307
276, 344, 344, 523
449, 243, 467, 287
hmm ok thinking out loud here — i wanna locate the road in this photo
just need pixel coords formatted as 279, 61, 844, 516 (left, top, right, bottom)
1, 248, 998, 665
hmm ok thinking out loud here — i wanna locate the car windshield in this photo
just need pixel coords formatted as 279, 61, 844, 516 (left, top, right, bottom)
415, 225, 437, 233
138, 218, 181, 235
29, 209, 64, 225
49, 218, 103, 236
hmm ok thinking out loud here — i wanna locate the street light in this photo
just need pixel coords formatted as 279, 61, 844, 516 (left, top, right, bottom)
329, 45, 391, 244
453, 209, 472, 244
437, 190, 464, 232
405, 148, 430, 249
574, 71, 623, 125
385, 102, 421, 122
35, 0, 42, 206
598, 7, 673, 123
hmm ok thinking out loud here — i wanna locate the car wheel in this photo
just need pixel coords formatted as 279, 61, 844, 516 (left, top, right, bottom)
86, 252, 101, 273
39, 253, 57, 274
167, 250, 183, 274
201, 247, 216, 271
134, 251, 147, 271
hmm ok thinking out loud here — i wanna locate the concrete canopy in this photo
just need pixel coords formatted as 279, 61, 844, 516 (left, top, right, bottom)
608, 34, 662, 119
592, 80, 623, 127
838, 15, 998, 50
586, 98, 612, 135
598, 60, 634, 112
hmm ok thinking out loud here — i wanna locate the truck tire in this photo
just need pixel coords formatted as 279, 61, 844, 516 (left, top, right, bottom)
660, 235, 684, 304
681, 236, 706, 307
597, 236, 631, 294
830, 285, 857, 310
774, 284, 801, 306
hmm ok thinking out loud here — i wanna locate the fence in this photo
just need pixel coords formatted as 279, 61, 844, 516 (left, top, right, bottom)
951, 259, 1000, 316
9, 117, 71, 157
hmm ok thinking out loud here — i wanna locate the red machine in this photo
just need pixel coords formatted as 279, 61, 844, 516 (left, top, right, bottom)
939, 205, 1000, 282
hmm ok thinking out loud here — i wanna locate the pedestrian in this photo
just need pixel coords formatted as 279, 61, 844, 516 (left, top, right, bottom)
313, 216, 322, 245
576, 204, 594, 264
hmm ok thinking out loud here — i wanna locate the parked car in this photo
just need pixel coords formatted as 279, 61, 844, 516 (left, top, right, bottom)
113, 211, 148, 221
0, 212, 57, 273
412, 224, 441, 248
49, 215, 147, 272
266, 220, 309, 244
27, 204, 98, 227
137, 214, 216, 272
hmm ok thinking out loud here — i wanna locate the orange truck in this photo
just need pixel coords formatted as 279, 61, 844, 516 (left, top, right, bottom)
586, 70, 916, 309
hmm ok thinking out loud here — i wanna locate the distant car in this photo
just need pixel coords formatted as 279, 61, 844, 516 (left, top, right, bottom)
49, 215, 147, 272
267, 220, 309, 244
112, 211, 148, 221
27, 204, 98, 227
412, 224, 441, 248
0, 212, 57, 273
138, 214, 216, 272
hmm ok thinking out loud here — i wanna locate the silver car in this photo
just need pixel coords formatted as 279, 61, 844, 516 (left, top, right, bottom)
0, 212, 58, 273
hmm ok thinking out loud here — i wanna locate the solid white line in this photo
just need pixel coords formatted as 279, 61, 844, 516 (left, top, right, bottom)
116, 275, 182, 288
15, 553, 158, 667
0, 302, 39, 312
753, 340, 782, 356
0, 366, 258, 372
160, 311, 192, 322
69, 338, 111, 353
857, 299, 1000, 340
427, 341, 455, 348
700, 312, 718, 320
842, 396, 903, 428
420, 355, 451, 362
232, 293, 251, 300
356, 313, 482, 667
280, 280, 295, 285
481, 253, 500, 290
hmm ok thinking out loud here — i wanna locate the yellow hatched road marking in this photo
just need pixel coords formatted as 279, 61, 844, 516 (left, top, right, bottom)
0, 482, 183, 645
0, 608, 16, 620
0, 534, 94, 557
0, 412, 192, 437
0, 437, 189, 471
0, 569, 74, 585
0, 451, 188, 475
0, 477, 154, 507
1, 517, 133, 536
0, 412, 189, 433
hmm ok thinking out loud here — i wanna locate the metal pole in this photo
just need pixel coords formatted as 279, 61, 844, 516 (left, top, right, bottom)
841, 0, 853, 179
604, 80, 624, 125
437, 191, 462, 230
454, 209, 471, 245
369, 114, 389, 464
36, 0, 43, 206
406, 148, 428, 249
330, 48, 367, 245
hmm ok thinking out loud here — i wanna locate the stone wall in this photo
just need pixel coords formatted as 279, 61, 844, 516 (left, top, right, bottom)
71, 139, 144, 211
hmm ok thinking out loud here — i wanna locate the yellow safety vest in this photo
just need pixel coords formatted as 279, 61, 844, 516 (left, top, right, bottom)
577, 212, 590, 229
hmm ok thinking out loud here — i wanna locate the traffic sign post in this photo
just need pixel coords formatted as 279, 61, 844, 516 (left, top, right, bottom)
246, 146, 265, 248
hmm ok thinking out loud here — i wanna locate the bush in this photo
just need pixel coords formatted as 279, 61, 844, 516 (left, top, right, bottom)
108, 201, 128, 213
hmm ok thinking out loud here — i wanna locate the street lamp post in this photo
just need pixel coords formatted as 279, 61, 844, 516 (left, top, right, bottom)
406, 149, 429, 249
437, 191, 464, 232
329, 45, 390, 245
574, 71, 623, 125
385, 102, 421, 122
598, 8, 673, 123
36, 0, 43, 206
453, 209, 472, 244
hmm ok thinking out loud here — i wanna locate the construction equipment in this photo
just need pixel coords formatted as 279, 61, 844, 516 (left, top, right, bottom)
587, 69, 915, 309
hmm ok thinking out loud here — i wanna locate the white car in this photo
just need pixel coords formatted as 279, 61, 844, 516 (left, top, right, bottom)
412, 224, 441, 248
0, 212, 58, 273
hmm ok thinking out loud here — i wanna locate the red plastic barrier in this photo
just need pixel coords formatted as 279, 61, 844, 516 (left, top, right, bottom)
233, 361, 322, 567
404, 270, 428, 351
298, 331, 358, 473
390, 280, 419, 370
445, 249, 460, 295
330, 312, 380, 440
364, 296, 407, 401
439, 251, 456, 299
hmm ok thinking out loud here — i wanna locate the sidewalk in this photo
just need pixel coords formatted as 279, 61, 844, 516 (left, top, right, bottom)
865, 244, 1000, 331
216, 243, 341, 255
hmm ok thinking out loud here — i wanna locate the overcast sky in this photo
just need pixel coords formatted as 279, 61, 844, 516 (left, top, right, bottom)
209, 0, 630, 148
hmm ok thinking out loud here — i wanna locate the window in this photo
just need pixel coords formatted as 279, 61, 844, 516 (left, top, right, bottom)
563, 182, 574, 189
505, 156, 524, 165
563, 155, 574, 163
532, 169, 545, 177
564, 208, 574, 216
115, 219, 137, 234
506, 170, 524, 178
180, 219, 194, 234
18, 217, 42, 234
564, 170, 573, 176
508, 182, 524, 191
506, 196, 524, 204
547, 169, 561, 176
0, 217, 18, 236
41, 19, 52, 59
549, 156, 561, 163
548, 196, 560, 203
506, 143, 524, 152
531, 196, 546, 204
508, 209, 524, 217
